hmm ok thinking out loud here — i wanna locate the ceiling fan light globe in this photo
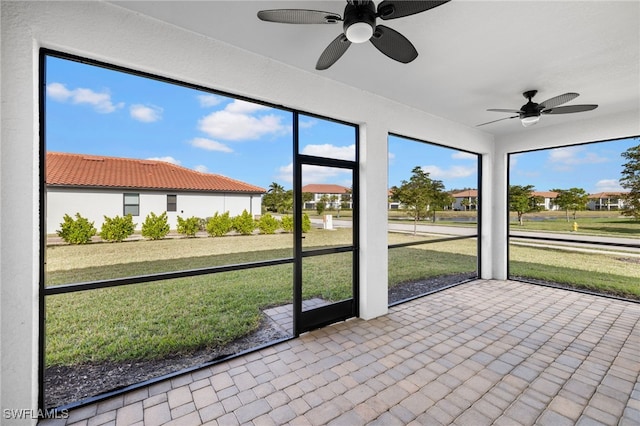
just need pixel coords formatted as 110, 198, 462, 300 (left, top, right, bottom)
521, 116, 540, 127
346, 21, 374, 43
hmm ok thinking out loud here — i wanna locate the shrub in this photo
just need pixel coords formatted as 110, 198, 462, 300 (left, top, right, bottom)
316, 202, 326, 216
206, 212, 233, 237
141, 212, 170, 240
233, 210, 256, 235
57, 213, 97, 244
257, 213, 280, 235
177, 216, 200, 237
302, 213, 312, 233
99, 214, 136, 242
280, 215, 294, 233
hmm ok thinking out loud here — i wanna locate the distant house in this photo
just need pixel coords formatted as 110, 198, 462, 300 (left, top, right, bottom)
587, 192, 628, 210
46, 152, 265, 234
532, 191, 559, 211
301, 184, 352, 210
451, 189, 478, 211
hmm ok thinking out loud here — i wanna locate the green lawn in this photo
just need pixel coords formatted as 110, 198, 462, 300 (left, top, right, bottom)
45, 226, 639, 367
510, 216, 640, 237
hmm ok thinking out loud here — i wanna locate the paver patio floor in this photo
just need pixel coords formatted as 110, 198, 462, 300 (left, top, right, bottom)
40, 280, 640, 425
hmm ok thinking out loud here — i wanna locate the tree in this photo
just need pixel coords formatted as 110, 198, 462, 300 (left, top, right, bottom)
316, 194, 329, 215
620, 143, 640, 220
341, 188, 352, 210
430, 190, 454, 222
263, 182, 286, 213
391, 166, 446, 234
551, 188, 589, 222
329, 195, 339, 211
509, 185, 542, 225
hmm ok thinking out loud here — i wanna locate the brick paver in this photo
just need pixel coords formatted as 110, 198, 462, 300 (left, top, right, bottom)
40, 280, 640, 425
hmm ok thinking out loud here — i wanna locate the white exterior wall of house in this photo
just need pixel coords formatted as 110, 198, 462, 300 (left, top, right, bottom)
47, 187, 261, 234
587, 196, 626, 211
539, 197, 556, 211
452, 197, 477, 211
2, 2, 637, 420
307, 192, 350, 210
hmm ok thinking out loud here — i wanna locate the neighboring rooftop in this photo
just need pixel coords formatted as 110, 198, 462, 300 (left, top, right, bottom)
302, 184, 350, 194
46, 152, 265, 193
589, 191, 628, 198
451, 189, 478, 197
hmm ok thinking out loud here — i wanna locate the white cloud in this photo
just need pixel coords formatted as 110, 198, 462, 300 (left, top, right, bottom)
275, 163, 351, 185
199, 110, 286, 141
198, 99, 287, 141
452, 152, 477, 160
197, 94, 223, 107
224, 99, 270, 114
301, 144, 356, 161
130, 104, 163, 123
595, 179, 623, 192
548, 146, 608, 167
194, 165, 209, 173
422, 165, 476, 179
46, 82, 124, 113
147, 156, 180, 165
189, 137, 233, 153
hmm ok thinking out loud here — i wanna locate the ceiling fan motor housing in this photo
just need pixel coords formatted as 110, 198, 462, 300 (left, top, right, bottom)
344, 1, 376, 43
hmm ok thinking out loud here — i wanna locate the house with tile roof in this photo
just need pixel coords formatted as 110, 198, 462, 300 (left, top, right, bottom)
301, 184, 352, 210
46, 152, 265, 234
587, 191, 628, 211
451, 189, 478, 211
532, 191, 559, 211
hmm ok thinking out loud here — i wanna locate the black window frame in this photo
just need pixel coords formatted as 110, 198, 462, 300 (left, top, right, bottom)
39, 47, 360, 412
167, 194, 177, 212
123, 193, 140, 216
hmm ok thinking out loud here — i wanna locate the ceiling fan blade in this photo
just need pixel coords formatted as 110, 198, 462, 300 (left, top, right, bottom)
370, 25, 418, 64
377, 1, 450, 20
538, 92, 579, 109
487, 108, 522, 113
316, 34, 352, 70
257, 9, 342, 24
542, 104, 598, 114
476, 115, 519, 127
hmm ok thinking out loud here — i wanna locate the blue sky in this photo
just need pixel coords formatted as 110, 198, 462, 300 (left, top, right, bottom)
46, 55, 637, 194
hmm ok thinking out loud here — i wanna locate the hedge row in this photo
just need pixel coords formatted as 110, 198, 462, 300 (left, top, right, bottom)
56, 211, 311, 244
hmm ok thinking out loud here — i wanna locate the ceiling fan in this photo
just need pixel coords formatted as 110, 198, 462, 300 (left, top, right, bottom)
478, 90, 598, 127
257, 0, 450, 70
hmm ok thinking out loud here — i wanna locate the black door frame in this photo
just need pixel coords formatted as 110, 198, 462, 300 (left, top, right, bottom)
293, 112, 359, 335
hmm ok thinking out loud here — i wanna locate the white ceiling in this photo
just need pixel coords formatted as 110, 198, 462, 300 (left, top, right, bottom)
111, 1, 639, 137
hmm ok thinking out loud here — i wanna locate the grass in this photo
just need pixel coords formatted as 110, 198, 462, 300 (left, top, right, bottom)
510, 244, 640, 298
511, 216, 640, 237
45, 229, 354, 366
46, 226, 639, 367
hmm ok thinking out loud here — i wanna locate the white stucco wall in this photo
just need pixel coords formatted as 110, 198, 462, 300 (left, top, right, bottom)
46, 188, 262, 234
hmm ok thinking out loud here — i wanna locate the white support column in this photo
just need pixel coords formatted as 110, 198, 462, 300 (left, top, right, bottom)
358, 123, 389, 319
1, 3, 40, 422
490, 149, 509, 280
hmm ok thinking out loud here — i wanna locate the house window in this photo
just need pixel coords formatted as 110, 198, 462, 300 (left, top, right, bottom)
123, 193, 139, 216
167, 194, 177, 212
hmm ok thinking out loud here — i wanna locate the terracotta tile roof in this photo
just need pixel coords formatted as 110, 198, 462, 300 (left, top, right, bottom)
588, 191, 627, 198
301, 184, 350, 194
451, 189, 477, 197
46, 152, 265, 193
532, 191, 558, 198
